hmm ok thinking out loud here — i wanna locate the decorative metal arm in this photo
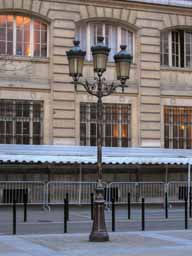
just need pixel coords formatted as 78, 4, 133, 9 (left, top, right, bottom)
73, 75, 126, 98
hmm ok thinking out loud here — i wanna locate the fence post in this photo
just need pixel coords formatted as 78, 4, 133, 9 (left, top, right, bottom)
189, 190, 192, 218
91, 193, 94, 220
13, 199, 16, 235
24, 191, 28, 222
112, 198, 115, 232
141, 198, 145, 231
66, 193, 69, 221
64, 199, 67, 233
128, 192, 131, 220
185, 197, 188, 230
165, 192, 168, 219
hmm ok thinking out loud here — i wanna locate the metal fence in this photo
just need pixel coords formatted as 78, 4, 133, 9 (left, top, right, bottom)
108, 182, 165, 204
0, 181, 190, 205
168, 182, 191, 203
47, 181, 99, 205
0, 181, 45, 205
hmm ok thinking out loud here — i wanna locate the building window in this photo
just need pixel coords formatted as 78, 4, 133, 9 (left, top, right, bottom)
0, 100, 43, 144
76, 22, 133, 62
0, 15, 48, 57
161, 29, 192, 68
164, 106, 192, 149
80, 103, 131, 147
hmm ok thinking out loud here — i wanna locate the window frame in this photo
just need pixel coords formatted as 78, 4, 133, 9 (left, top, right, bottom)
161, 29, 192, 69
0, 15, 48, 58
80, 102, 132, 147
164, 105, 192, 149
0, 99, 43, 145
76, 21, 135, 62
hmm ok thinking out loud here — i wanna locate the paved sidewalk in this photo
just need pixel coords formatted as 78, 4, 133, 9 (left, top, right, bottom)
0, 230, 192, 256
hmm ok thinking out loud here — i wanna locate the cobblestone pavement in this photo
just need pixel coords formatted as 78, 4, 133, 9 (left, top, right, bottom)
0, 230, 192, 256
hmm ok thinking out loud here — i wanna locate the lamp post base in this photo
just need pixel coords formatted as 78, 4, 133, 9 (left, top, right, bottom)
89, 183, 109, 242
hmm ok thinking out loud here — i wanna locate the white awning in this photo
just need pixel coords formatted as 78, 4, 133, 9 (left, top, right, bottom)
0, 144, 191, 165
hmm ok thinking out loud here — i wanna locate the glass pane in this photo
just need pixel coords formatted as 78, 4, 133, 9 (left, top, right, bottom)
6, 121, 13, 134
34, 30, 40, 44
34, 20, 41, 30
34, 44, 40, 57
41, 44, 47, 57
23, 122, 29, 135
0, 41, 5, 54
16, 122, 22, 134
33, 122, 40, 134
0, 121, 4, 134
90, 123, 96, 136
0, 27, 5, 41
0, 16, 6, 27
41, 30, 47, 44
23, 104, 30, 117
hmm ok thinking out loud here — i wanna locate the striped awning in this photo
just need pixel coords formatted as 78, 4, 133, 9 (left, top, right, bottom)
0, 144, 191, 165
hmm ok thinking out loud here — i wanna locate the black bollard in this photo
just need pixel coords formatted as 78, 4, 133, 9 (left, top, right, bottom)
141, 198, 145, 231
165, 192, 168, 219
189, 190, 192, 218
64, 199, 67, 233
185, 197, 188, 230
91, 193, 94, 220
66, 193, 69, 221
24, 192, 28, 222
112, 198, 115, 232
13, 199, 16, 235
128, 192, 131, 220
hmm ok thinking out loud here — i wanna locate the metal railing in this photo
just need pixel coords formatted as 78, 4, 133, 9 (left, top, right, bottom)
138, 182, 165, 203
0, 181, 45, 205
47, 181, 101, 205
168, 181, 191, 202
0, 181, 190, 205
108, 182, 165, 204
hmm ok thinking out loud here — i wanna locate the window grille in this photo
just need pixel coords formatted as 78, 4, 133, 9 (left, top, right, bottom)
164, 106, 192, 149
80, 103, 131, 147
0, 15, 48, 58
0, 100, 43, 144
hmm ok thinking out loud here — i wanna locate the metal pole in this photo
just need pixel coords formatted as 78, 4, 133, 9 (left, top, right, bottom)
89, 76, 109, 242
141, 198, 145, 231
24, 191, 28, 222
190, 190, 192, 218
78, 164, 82, 205
185, 196, 188, 230
66, 193, 69, 221
112, 198, 115, 232
128, 192, 131, 220
187, 164, 191, 213
91, 192, 94, 220
165, 192, 168, 219
13, 200, 16, 235
64, 199, 67, 233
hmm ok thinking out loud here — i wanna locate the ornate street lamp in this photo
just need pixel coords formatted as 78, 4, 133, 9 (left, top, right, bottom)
66, 37, 132, 242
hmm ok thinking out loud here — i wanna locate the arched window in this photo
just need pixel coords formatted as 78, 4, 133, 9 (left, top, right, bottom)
0, 15, 48, 58
76, 22, 133, 61
161, 29, 192, 68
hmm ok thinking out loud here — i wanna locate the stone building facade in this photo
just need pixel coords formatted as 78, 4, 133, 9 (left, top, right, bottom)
0, 0, 192, 182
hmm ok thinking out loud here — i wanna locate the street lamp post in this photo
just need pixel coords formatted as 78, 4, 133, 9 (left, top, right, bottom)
66, 37, 132, 242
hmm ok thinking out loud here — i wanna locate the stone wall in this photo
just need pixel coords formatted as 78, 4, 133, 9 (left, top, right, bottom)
0, 0, 192, 147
